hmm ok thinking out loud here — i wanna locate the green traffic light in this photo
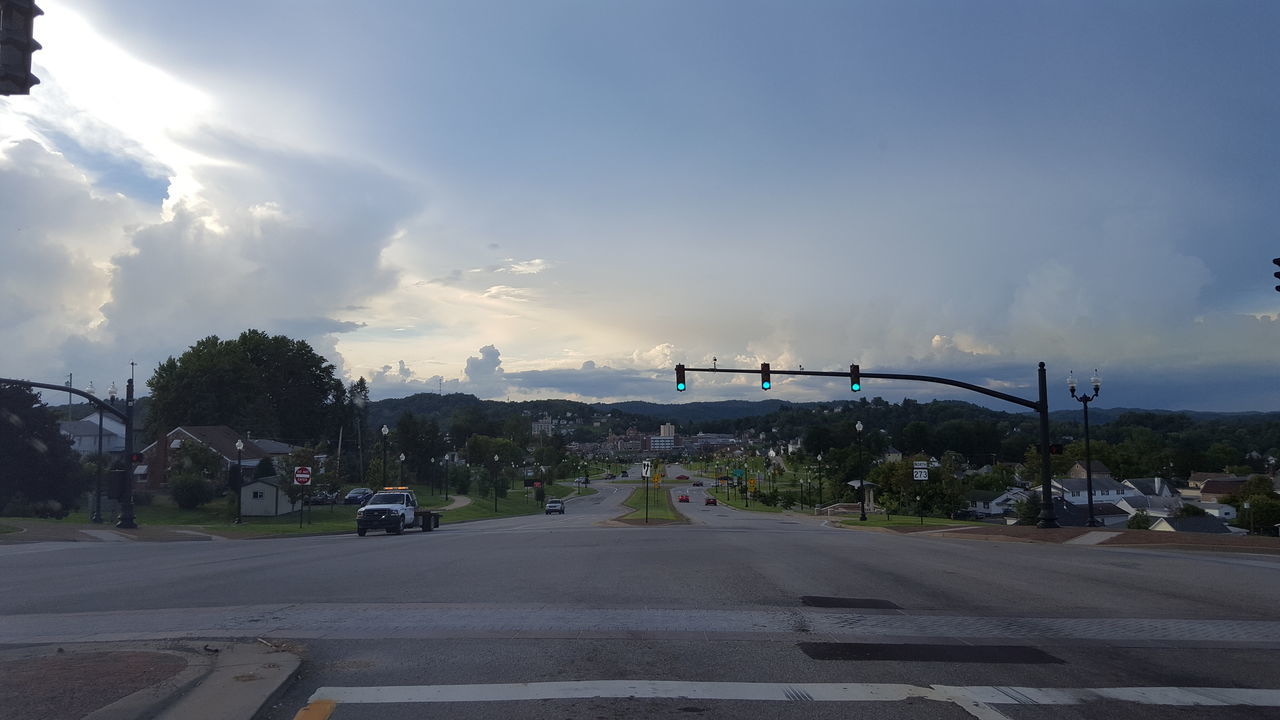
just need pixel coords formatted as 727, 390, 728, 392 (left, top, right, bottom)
677, 381, 686, 391
851, 382, 861, 391
762, 380, 771, 390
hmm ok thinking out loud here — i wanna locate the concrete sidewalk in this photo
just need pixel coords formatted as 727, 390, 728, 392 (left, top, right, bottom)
0, 640, 299, 720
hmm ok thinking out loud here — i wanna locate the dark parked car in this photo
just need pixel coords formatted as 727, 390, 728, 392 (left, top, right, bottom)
691, 480, 703, 486
304, 490, 337, 505
705, 497, 717, 506
676, 475, 689, 480
343, 488, 374, 505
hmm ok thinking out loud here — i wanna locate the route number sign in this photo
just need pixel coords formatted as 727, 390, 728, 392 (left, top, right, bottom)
912, 461, 928, 482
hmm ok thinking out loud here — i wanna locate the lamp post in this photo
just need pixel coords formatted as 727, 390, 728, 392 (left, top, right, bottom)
816, 453, 824, 509
493, 453, 500, 512
234, 439, 244, 524
116, 377, 137, 529
856, 421, 867, 521
1244, 501, 1254, 535
1068, 370, 1102, 527
399, 452, 405, 485
86, 381, 104, 523
380, 425, 389, 488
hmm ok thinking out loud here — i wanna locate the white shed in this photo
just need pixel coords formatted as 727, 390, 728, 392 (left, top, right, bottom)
239, 477, 302, 517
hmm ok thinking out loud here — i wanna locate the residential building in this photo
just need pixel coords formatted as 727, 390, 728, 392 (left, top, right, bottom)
1067, 460, 1112, 480
1199, 479, 1247, 503
659, 423, 676, 438
138, 426, 268, 491
1188, 501, 1238, 521
1116, 495, 1183, 519
1150, 516, 1233, 534
1051, 476, 1137, 506
1048, 497, 1130, 527
1122, 477, 1177, 498
240, 476, 303, 517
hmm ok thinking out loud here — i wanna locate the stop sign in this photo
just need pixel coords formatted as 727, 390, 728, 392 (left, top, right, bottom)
294, 466, 312, 485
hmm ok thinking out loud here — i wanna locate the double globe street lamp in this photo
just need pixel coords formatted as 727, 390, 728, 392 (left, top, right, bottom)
1068, 370, 1102, 527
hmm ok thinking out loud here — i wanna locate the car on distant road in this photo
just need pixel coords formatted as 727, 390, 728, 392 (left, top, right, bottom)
677, 494, 690, 503
545, 499, 565, 515
343, 488, 374, 505
691, 480, 703, 486
704, 497, 717, 506
676, 475, 689, 480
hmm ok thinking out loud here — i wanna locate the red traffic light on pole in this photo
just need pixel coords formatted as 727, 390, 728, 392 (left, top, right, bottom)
850, 363, 861, 392
760, 363, 771, 390
675, 364, 686, 392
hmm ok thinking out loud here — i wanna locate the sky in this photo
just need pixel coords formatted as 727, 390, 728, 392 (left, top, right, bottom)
1, 0, 1278, 413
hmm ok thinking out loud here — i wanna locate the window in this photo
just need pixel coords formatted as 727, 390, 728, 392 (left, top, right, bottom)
252, 491, 264, 499
982, 502, 991, 509
1071, 491, 1079, 497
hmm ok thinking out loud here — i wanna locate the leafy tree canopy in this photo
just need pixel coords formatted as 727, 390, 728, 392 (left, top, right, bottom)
146, 330, 342, 445
0, 383, 86, 515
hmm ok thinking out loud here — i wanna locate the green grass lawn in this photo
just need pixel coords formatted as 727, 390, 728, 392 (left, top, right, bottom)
18, 479, 601, 536
705, 486, 786, 514
617, 486, 682, 522
837, 515, 984, 529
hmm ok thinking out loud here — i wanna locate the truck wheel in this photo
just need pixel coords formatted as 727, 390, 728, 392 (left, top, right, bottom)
389, 517, 404, 535
357, 528, 367, 537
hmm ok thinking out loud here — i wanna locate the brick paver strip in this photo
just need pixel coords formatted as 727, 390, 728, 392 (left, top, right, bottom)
0, 651, 186, 720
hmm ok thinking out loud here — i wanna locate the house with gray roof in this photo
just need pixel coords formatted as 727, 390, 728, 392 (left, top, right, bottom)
1050, 476, 1138, 507
1117, 494, 1183, 519
1150, 516, 1234, 534
1122, 477, 1177, 498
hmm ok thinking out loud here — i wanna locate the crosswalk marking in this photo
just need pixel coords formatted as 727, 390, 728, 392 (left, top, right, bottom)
306, 679, 1280, 719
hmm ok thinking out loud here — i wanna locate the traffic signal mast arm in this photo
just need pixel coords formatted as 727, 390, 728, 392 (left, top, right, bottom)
673, 362, 1058, 528
674, 366, 1039, 411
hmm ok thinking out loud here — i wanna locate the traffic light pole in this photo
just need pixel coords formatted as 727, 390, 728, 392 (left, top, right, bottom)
674, 362, 1058, 528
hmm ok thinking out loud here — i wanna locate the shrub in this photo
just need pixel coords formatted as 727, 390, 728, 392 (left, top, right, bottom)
170, 474, 215, 510
1126, 509, 1152, 530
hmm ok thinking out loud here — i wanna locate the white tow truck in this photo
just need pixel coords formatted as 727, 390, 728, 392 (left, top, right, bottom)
355, 487, 440, 535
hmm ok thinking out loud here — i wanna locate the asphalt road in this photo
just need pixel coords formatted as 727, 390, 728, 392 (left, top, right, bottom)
4, 463, 1280, 719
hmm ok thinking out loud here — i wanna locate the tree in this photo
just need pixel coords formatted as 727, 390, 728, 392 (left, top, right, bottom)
0, 383, 86, 517
1013, 492, 1042, 526
146, 330, 342, 445
1126, 509, 1152, 530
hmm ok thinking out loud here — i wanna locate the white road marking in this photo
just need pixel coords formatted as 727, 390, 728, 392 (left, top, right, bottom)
307, 680, 1280, 717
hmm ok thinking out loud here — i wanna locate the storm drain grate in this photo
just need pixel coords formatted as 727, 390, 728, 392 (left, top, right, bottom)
800, 596, 901, 610
798, 642, 1065, 664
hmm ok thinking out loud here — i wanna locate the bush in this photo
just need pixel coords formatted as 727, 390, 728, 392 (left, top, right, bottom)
777, 490, 798, 511
1126, 509, 1152, 530
170, 474, 215, 510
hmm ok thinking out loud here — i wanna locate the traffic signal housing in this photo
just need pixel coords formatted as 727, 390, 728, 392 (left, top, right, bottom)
850, 364, 861, 392
760, 363, 771, 390
0, 0, 43, 96
675, 364, 686, 392
1273, 257, 1279, 293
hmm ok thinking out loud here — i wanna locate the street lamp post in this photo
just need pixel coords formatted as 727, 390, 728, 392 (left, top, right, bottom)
816, 453, 824, 509
493, 454, 500, 512
86, 381, 104, 523
234, 439, 244, 524
1244, 501, 1254, 535
399, 452, 405, 485
857, 421, 867, 521
1068, 370, 1102, 527
380, 425, 389, 488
